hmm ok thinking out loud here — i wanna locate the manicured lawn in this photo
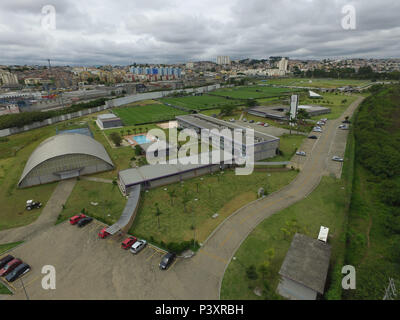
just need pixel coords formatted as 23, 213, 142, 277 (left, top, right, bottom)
300, 92, 359, 120
271, 134, 307, 162
220, 176, 349, 300
129, 169, 298, 244
210, 86, 299, 99
113, 104, 188, 125
57, 180, 127, 226
159, 95, 242, 111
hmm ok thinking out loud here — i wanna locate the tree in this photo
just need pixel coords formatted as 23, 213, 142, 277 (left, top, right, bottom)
182, 192, 191, 213
110, 132, 122, 146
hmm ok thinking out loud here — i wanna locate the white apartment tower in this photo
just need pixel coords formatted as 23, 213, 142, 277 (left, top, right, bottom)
278, 58, 288, 72
216, 56, 231, 65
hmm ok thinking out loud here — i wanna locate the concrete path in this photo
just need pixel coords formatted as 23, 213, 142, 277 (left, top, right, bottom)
0, 179, 77, 244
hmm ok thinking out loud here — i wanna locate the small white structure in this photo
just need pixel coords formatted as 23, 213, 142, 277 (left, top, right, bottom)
309, 90, 323, 99
318, 226, 329, 243
96, 114, 123, 130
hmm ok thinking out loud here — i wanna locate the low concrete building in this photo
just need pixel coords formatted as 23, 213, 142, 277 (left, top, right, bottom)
248, 104, 330, 120
176, 113, 280, 161
277, 233, 331, 300
96, 113, 123, 129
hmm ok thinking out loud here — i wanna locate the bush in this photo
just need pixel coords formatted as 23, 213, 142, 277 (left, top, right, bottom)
246, 265, 258, 280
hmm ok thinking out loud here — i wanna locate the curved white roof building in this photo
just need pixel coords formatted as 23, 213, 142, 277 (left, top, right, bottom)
18, 133, 114, 188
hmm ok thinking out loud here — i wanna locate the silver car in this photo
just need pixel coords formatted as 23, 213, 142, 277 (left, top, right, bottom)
296, 151, 306, 156
130, 239, 147, 254
332, 156, 344, 162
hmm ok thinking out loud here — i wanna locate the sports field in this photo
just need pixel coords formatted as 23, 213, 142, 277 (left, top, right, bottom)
160, 94, 242, 111
261, 78, 372, 89
113, 104, 188, 125
210, 86, 299, 99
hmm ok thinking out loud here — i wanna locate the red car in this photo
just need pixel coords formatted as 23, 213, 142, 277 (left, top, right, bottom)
0, 258, 22, 277
98, 227, 110, 239
121, 236, 137, 249
69, 214, 86, 225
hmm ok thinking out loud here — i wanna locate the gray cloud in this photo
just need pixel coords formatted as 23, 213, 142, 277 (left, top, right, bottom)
0, 0, 399, 65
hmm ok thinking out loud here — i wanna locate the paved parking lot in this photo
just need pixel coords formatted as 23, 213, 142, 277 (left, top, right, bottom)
2, 220, 183, 300
234, 120, 291, 137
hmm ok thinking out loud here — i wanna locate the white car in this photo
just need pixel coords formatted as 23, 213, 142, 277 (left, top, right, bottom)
263, 123, 269, 127
130, 239, 147, 254
229, 119, 235, 122
339, 124, 349, 130
332, 156, 344, 162
313, 127, 322, 132
317, 121, 325, 126
296, 151, 306, 156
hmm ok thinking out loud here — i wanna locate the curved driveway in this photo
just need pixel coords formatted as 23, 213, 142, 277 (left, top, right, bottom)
166, 96, 364, 299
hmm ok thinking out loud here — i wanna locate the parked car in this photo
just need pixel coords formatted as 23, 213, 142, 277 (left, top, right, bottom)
342, 120, 351, 124
0, 258, 22, 277
26, 200, 42, 211
263, 123, 269, 127
249, 120, 255, 123
308, 135, 318, 139
159, 252, 176, 270
229, 119, 235, 122
69, 214, 86, 225
121, 236, 137, 249
317, 121, 325, 126
332, 156, 344, 162
313, 127, 322, 133
98, 227, 110, 239
0, 255, 14, 270
296, 151, 306, 156
339, 124, 349, 130
242, 118, 247, 122
5, 263, 30, 282
77, 217, 93, 227
130, 239, 147, 254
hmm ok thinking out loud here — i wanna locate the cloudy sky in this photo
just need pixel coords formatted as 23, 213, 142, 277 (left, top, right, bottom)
0, 0, 399, 66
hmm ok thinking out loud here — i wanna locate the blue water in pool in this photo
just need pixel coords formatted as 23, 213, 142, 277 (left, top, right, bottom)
133, 135, 151, 144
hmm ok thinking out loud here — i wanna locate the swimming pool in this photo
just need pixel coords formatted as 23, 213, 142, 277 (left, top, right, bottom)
132, 134, 152, 145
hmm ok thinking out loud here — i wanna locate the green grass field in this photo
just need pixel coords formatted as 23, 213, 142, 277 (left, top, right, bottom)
129, 169, 298, 244
210, 86, 300, 99
57, 179, 127, 226
261, 78, 372, 89
159, 95, 242, 111
220, 175, 349, 300
113, 104, 188, 125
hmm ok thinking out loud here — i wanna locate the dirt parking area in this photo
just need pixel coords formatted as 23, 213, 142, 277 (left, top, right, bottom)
1, 220, 184, 300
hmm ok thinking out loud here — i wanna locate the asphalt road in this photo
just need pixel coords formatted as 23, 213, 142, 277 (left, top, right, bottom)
3, 97, 363, 300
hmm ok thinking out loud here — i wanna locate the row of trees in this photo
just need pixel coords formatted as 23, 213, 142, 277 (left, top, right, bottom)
0, 98, 108, 130
293, 66, 400, 81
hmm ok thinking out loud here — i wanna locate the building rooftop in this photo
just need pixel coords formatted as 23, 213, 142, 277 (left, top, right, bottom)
278, 233, 331, 294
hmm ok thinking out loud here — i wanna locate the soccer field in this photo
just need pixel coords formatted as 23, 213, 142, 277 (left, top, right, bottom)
160, 94, 242, 110
209, 86, 299, 99
113, 104, 188, 125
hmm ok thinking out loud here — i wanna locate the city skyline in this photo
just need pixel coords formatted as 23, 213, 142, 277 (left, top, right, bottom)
0, 0, 400, 66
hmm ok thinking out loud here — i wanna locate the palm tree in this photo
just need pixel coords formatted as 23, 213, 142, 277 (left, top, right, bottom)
167, 189, 177, 205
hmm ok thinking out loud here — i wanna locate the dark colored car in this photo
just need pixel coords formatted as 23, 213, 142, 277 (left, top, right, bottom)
5, 263, 30, 282
77, 217, 93, 227
308, 135, 318, 139
0, 255, 14, 270
159, 252, 176, 270
0, 258, 22, 277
